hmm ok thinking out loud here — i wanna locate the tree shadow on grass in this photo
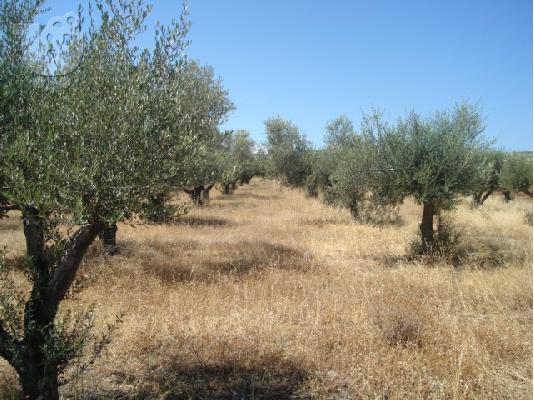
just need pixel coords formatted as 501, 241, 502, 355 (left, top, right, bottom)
0, 214, 22, 231
143, 359, 309, 399
80, 239, 314, 287
300, 217, 352, 227
216, 192, 279, 201
142, 241, 313, 283
82, 352, 311, 400
210, 201, 258, 210
173, 215, 231, 227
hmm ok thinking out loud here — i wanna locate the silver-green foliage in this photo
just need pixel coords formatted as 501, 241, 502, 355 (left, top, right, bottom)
0, 0, 232, 397
377, 103, 489, 211
264, 117, 312, 187
500, 152, 533, 197
321, 114, 400, 221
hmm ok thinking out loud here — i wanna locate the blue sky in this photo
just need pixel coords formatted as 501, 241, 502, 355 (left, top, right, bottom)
38, 0, 532, 150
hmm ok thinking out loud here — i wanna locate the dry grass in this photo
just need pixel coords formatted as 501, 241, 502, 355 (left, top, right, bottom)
0, 178, 532, 399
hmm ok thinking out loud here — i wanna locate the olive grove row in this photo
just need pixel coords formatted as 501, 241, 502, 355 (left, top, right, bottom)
0, 0, 261, 398
262, 110, 532, 254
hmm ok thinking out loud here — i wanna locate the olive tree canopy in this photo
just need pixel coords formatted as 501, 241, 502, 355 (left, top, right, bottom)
376, 103, 489, 253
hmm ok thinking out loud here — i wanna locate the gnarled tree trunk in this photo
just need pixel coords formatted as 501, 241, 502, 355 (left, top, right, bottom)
99, 223, 118, 255
0, 207, 103, 400
203, 184, 213, 204
420, 202, 434, 254
17, 207, 60, 400
185, 186, 206, 205
502, 190, 512, 203
481, 190, 493, 204
472, 192, 482, 207
472, 190, 493, 208
349, 202, 359, 219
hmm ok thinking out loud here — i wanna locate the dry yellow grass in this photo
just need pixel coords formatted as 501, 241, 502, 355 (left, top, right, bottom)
0, 178, 532, 399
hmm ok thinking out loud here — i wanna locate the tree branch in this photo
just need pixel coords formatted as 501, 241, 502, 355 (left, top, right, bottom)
48, 222, 103, 305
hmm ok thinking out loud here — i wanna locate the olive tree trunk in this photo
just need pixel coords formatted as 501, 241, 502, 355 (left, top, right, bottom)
99, 223, 118, 255
472, 190, 493, 208
204, 184, 213, 204
420, 202, 435, 254
349, 203, 359, 219
0, 207, 103, 400
185, 186, 206, 205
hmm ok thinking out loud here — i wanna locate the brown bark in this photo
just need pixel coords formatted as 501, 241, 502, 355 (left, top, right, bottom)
98, 223, 118, 255
472, 190, 493, 207
349, 203, 359, 219
9, 208, 103, 400
420, 202, 435, 254
481, 190, 493, 204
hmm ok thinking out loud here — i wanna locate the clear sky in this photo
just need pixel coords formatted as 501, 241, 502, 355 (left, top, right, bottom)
37, 0, 532, 150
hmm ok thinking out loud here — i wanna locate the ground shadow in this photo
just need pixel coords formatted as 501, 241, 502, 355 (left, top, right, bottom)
143, 358, 309, 399
76, 353, 310, 400
301, 217, 352, 227
3, 255, 28, 271
379, 254, 409, 269
142, 241, 313, 283
216, 192, 280, 201
210, 201, 258, 210
0, 215, 21, 231
173, 215, 231, 227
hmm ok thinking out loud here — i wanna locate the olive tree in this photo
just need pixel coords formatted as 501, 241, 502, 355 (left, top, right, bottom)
321, 114, 401, 221
0, 0, 197, 398
377, 103, 489, 254
264, 117, 312, 187
147, 61, 233, 213
471, 149, 504, 206
304, 149, 335, 198
500, 152, 533, 199
216, 130, 241, 194
232, 130, 256, 185
181, 132, 229, 205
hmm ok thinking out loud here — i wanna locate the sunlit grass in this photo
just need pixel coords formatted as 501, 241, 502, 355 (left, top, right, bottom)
0, 178, 531, 399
